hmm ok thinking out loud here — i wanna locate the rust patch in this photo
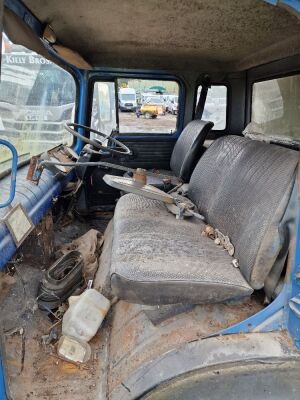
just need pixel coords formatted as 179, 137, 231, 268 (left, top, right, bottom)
108, 297, 264, 393
0, 272, 15, 303
21, 211, 55, 268
4, 311, 109, 400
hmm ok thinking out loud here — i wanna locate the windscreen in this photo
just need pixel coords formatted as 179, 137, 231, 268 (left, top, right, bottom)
145, 97, 163, 104
120, 94, 135, 101
0, 34, 76, 174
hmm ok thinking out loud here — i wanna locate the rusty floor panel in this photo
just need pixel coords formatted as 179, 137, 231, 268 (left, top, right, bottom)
4, 313, 109, 400
0, 263, 109, 400
108, 297, 264, 395
1, 261, 264, 400
0, 214, 113, 400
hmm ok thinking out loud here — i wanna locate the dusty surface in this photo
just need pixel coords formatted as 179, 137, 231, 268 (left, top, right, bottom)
0, 260, 110, 400
23, 0, 300, 71
108, 296, 264, 395
0, 214, 113, 400
1, 213, 265, 399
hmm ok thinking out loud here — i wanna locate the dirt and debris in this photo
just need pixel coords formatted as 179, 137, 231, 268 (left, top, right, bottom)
201, 224, 215, 239
0, 272, 15, 303
202, 224, 236, 257
0, 214, 113, 399
0, 262, 109, 400
0, 211, 265, 399
21, 211, 55, 268
108, 297, 265, 393
58, 229, 104, 281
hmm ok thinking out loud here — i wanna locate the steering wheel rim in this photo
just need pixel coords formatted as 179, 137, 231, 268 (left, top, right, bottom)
65, 122, 132, 155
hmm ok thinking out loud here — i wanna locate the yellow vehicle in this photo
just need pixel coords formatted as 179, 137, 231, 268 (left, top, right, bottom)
139, 96, 166, 118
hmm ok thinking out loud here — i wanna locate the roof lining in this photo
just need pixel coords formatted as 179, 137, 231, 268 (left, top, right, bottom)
8, 0, 300, 72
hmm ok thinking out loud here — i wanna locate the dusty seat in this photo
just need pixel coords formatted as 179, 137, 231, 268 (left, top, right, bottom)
125, 119, 214, 188
96, 135, 298, 305
106, 194, 253, 304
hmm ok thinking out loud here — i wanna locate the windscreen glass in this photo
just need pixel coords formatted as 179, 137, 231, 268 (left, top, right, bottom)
0, 34, 76, 173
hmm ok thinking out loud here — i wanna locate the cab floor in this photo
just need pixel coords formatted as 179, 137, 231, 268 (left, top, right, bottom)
0, 214, 264, 400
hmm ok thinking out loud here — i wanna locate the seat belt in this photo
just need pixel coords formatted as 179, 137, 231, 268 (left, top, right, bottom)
195, 75, 211, 120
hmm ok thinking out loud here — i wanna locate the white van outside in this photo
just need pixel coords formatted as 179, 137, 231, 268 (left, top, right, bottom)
118, 87, 137, 111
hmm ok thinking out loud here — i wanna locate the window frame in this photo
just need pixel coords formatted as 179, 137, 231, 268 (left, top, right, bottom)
193, 83, 229, 132
246, 54, 300, 126
87, 72, 185, 139
90, 79, 119, 138
249, 72, 300, 132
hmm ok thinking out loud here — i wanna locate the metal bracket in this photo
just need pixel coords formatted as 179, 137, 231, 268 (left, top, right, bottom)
289, 295, 300, 317
288, 267, 300, 348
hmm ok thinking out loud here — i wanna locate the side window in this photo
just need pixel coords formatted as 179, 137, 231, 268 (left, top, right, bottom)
118, 79, 179, 134
0, 33, 76, 174
251, 75, 300, 139
91, 78, 180, 135
196, 85, 227, 130
91, 82, 117, 139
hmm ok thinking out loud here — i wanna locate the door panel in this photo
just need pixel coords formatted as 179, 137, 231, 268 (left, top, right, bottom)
115, 138, 175, 170
83, 138, 176, 209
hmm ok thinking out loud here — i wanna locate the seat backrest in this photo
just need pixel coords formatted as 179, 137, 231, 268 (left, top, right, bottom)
170, 120, 214, 182
188, 135, 298, 289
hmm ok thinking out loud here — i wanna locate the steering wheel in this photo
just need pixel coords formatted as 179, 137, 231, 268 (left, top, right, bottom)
65, 122, 132, 155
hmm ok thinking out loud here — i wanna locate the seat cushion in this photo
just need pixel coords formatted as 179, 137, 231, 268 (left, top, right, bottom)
107, 193, 253, 305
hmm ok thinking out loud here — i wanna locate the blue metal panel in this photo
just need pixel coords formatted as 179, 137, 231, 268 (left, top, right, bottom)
88, 70, 186, 140
264, 0, 300, 12
74, 70, 89, 153
0, 358, 6, 400
0, 140, 18, 208
219, 283, 289, 336
287, 205, 300, 347
4, 0, 43, 36
0, 166, 71, 270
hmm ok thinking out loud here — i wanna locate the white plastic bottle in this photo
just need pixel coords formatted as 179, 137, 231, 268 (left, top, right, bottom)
62, 289, 111, 342
57, 335, 91, 363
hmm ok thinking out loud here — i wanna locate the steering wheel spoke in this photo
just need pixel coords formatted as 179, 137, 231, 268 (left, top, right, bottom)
65, 122, 132, 155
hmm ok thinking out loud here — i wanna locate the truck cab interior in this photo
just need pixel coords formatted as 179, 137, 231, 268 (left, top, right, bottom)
1, 1, 300, 399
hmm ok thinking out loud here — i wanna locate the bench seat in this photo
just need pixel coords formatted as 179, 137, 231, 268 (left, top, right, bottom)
96, 135, 298, 305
